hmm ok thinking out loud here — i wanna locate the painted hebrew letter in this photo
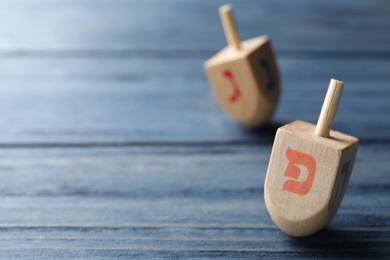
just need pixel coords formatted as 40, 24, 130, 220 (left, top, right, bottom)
333, 161, 350, 202
223, 70, 242, 103
282, 147, 316, 195
260, 59, 274, 91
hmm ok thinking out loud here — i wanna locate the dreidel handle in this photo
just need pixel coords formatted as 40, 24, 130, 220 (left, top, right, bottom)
219, 5, 241, 50
315, 79, 344, 137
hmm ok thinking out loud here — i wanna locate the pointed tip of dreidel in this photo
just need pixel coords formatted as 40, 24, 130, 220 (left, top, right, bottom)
264, 78, 359, 237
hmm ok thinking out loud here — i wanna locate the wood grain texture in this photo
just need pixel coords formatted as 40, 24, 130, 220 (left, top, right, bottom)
0, 0, 389, 51
0, 145, 387, 258
0, 0, 388, 258
0, 57, 388, 143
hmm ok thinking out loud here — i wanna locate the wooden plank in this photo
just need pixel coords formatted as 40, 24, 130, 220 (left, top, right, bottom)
0, 144, 388, 257
0, 0, 386, 258
0, 57, 388, 143
0, 0, 389, 51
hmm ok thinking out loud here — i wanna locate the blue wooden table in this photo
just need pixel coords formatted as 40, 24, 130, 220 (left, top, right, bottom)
0, 0, 389, 258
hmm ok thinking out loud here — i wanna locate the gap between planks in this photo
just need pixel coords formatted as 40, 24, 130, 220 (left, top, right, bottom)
0, 49, 389, 60
0, 224, 387, 232
0, 138, 388, 149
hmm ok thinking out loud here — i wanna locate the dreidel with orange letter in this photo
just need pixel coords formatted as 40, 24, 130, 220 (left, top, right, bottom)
264, 79, 359, 237
204, 4, 280, 127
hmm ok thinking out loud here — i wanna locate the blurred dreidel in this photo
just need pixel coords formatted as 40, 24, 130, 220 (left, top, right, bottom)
204, 4, 280, 127
264, 79, 359, 237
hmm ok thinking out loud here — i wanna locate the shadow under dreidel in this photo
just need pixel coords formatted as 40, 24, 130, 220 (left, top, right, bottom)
286, 228, 385, 258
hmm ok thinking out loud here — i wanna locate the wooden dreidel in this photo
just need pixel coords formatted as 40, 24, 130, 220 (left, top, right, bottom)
264, 79, 359, 237
204, 5, 280, 127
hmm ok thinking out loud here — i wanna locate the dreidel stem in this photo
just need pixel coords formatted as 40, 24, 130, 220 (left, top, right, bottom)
219, 5, 241, 50
315, 79, 344, 137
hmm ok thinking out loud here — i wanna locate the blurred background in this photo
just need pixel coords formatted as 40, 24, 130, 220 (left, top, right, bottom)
0, 0, 388, 257
0, 0, 388, 144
